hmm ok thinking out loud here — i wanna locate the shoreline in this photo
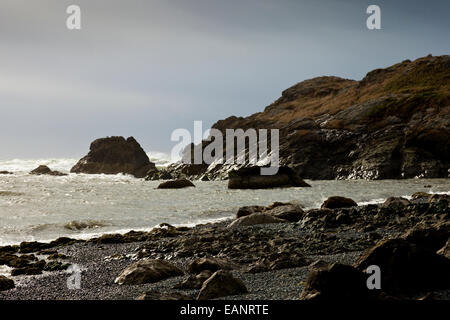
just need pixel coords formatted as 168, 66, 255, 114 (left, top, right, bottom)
1, 192, 449, 300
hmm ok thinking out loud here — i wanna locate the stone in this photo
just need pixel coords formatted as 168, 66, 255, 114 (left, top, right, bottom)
157, 179, 195, 189
228, 213, 285, 228
71, 136, 155, 178
187, 257, 235, 274
29, 165, 67, 176
382, 197, 410, 207
299, 263, 373, 300
228, 166, 311, 189
0, 276, 15, 291
236, 206, 265, 218
264, 203, 304, 222
321, 196, 357, 209
115, 259, 184, 285
174, 270, 213, 290
197, 270, 248, 300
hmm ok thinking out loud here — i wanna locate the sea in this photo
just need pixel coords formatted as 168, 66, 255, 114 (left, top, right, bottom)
0, 153, 449, 246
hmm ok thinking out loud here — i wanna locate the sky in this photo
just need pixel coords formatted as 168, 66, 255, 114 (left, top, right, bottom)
0, 0, 449, 159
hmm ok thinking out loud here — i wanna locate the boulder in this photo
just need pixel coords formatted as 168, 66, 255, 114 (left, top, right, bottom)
355, 238, 450, 294
437, 238, 450, 258
187, 257, 235, 274
197, 270, 248, 300
321, 196, 357, 209
411, 192, 431, 200
299, 263, 373, 300
157, 179, 195, 189
145, 168, 173, 181
236, 205, 265, 218
114, 259, 184, 285
228, 213, 285, 228
71, 136, 155, 178
29, 165, 67, 176
0, 275, 15, 291
382, 197, 410, 207
401, 223, 450, 252
174, 270, 213, 290
0, 171, 13, 175
228, 166, 311, 189
264, 203, 304, 222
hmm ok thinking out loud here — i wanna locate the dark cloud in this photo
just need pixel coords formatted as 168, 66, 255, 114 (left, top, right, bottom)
0, 0, 449, 158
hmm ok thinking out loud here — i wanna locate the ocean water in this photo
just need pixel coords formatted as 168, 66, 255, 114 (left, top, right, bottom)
0, 157, 449, 246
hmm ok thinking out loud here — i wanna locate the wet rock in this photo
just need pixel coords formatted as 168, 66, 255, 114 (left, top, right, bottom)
11, 260, 46, 276
0, 276, 15, 291
145, 168, 173, 181
157, 179, 195, 189
187, 257, 235, 274
355, 238, 450, 294
236, 206, 265, 218
228, 166, 311, 189
29, 165, 67, 176
174, 270, 213, 290
115, 259, 184, 285
136, 291, 191, 300
197, 270, 248, 300
264, 203, 304, 222
19, 241, 52, 253
401, 223, 449, 252
0, 171, 13, 175
411, 192, 431, 200
71, 136, 155, 178
321, 196, 357, 209
44, 261, 70, 271
383, 197, 411, 208
228, 213, 285, 228
299, 263, 373, 300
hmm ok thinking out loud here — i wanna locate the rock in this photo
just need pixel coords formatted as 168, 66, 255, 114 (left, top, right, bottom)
71, 136, 155, 178
114, 259, 184, 285
136, 291, 191, 300
355, 238, 450, 294
0, 276, 15, 291
321, 196, 357, 209
382, 197, 410, 207
0, 171, 13, 175
228, 213, 285, 228
264, 203, 304, 222
174, 270, 213, 290
437, 238, 450, 258
401, 223, 449, 252
29, 165, 67, 176
187, 257, 235, 274
429, 194, 450, 204
145, 168, 173, 181
11, 260, 46, 276
248, 251, 309, 273
411, 192, 431, 200
236, 205, 265, 218
157, 179, 195, 189
228, 166, 311, 189
197, 270, 248, 300
200, 175, 210, 181
299, 263, 374, 300
19, 241, 52, 253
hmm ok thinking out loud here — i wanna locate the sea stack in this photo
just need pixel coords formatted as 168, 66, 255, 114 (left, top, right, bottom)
70, 136, 156, 178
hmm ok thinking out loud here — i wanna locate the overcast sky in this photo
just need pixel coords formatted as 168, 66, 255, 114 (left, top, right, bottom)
0, 0, 449, 159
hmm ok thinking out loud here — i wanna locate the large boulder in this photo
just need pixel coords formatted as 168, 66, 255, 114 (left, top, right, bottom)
228, 166, 311, 189
71, 136, 155, 178
299, 263, 374, 300
321, 196, 357, 209
114, 259, 184, 285
228, 213, 285, 228
0, 275, 15, 291
30, 165, 67, 176
187, 257, 235, 274
157, 179, 195, 189
264, 203, 304, 222
197, 270, 248, 300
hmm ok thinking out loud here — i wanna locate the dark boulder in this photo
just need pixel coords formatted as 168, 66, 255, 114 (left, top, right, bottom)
0, 171, 13, 175
157, 179, 195, 189
187, 257, 235, 274
71, 136, 155, 178
321, 196, 357, 209
197, 270, 248, 300
236, 205, 265, 218
228, 213, 285, 228
30, 165, 67, 176
114, 259, 184, 285
0, 276, 15, 291
299, 263, 374, 300
228, 166, 311, 189
355, 238, 450, 294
